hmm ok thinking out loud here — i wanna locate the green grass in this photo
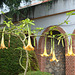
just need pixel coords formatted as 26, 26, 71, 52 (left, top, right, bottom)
19, 71, 51, 75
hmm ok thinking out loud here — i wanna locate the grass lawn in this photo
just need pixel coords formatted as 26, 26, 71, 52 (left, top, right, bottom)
19, 71, 51, 75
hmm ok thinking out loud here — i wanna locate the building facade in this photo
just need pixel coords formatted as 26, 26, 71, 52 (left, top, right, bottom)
29, 0, 75, 75
0, 0, 75, 75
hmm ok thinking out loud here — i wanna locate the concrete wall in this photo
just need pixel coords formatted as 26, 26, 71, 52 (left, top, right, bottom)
30, 0, 75, 18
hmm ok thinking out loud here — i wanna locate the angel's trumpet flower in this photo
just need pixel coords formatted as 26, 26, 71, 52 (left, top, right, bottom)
50, 50, 59, 62
66, 38, 75, 56
40, 37, 49, 57
40, 45, 49, 57
50, 37, 59, 62
69, 43, 75, 56
0, 36, 8, 49
65, 46, 70, 56
49, 39, 53, 56
23, 36, 34, 51
0, 27, 8, 49
65, 38, 70, 56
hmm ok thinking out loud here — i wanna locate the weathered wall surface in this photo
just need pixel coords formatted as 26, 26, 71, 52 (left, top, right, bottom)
30, 0, 75, 18
30, 0, 75, 44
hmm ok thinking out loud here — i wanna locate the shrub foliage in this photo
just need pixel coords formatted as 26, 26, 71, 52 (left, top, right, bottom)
0, 33, 39, 75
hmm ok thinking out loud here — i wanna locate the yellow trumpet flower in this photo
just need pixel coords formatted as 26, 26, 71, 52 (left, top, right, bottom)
66, 46, 75, 56
40, 37, 49, 57
65, 38, 75, 56
0, 27, 7, 49
50, 37, 59, 62
23, 36, 34, 51
50, 50, 59, 62
40, 45, 49, 57
65, 46, 70, 56
0, 35, 8, 49
66, 45, 75, 56
69, 44, 75, 56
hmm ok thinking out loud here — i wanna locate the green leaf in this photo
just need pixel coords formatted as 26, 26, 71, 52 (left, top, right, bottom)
66, 21, 68, 24
50, 31, 52, 35
15, 31, 19, 35
15, 47, 23, 50
58, 39, 61, 45
29, 22, 35, 25
6, 23, 10, 27
62, 39, 64, 47
72, 13, 75, 15
66, 11, 74, 15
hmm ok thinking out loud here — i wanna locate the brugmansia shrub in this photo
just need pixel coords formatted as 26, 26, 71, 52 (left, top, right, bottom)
0, 33, 39, 75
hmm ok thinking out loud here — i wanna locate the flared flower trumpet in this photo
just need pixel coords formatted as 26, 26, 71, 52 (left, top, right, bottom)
0, 34, 8, 49
65, 46, 70, 56
65, 38, 75, 56
50, 50, 59, 62
40, 46, 49, 57
0, 27, 7, 49
50, 37, 59, 62
66, 45, 75, 56
40, 37, 49, 57
69, 44, 75, 56
23, 36, 34, 51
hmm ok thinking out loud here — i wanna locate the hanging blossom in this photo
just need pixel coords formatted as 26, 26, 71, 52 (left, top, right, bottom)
40, 37, 49, 57
49, 38, 53, 56
65, 37, 75, 56
23, 24, 34, 51
0, 27, 8, 49
65, 46, 70, 56
23, 36, 34, 51
50, 37, 59, 62
50, 50, 59, 62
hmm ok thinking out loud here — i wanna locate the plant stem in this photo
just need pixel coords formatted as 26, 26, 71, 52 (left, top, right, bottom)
24, 50, 29, 75
18, 33, 29, 75
58, 15, 70, 26
19, 50, 25, 70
